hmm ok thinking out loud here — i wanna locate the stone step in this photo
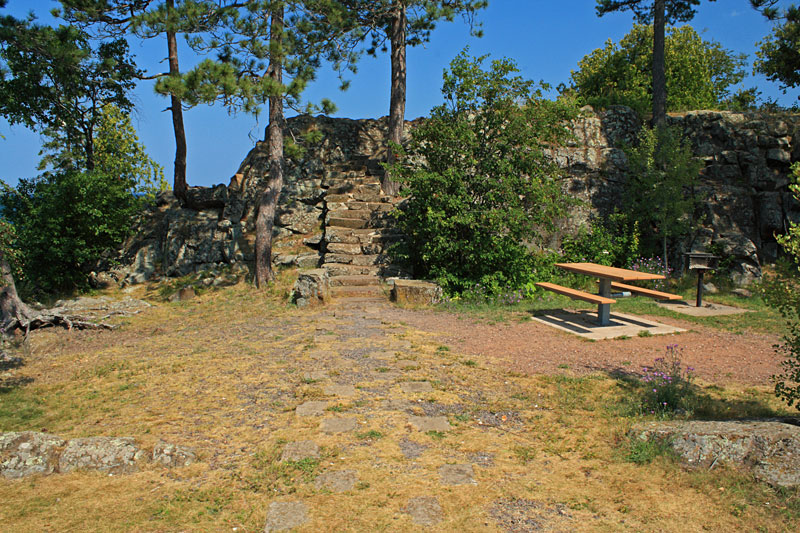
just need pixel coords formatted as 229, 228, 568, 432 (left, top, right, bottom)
328, 275, 381, 287
330, 285, 387, 299
325, 227, 403, 245
324, 253, 391, 266
322, 263, 381, 276
342, 201, 395, 212
327, 209, 376, 221
326, 242, 388, 255
327, 217, 369, 229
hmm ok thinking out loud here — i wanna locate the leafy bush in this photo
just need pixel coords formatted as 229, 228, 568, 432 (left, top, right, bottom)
623, 124, 702, 270
763, 163, 800, 411
391, 50, 577, 295
561, 212, 640, 267
0, 170, 140, 294
639, 344, 696, 416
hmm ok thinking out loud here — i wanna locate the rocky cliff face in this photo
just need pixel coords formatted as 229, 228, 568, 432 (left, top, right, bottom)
107, 108, 799, 287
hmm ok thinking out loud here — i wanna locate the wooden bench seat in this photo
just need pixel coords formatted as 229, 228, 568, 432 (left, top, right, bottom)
609, 282, 682, 301
535, 282, 616, 305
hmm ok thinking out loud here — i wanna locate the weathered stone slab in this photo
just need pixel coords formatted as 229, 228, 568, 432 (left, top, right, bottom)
399, 438, 427, 460
438, 464, 476, 485
151, 441, 195, 467
265, 501, 309, 532
401, 381, 433, 394
631, 420, 800, 487
391, 280, 442, 305
314, 469, 358, 493
408, 415, 451, 432
320, 417, 358, 434
296, 401, 328, 417
0, 432, 66, 479
59, 437, 145, 473
324, 384, 357, 398
281, 441, 320, 462
406, 496, 443, 526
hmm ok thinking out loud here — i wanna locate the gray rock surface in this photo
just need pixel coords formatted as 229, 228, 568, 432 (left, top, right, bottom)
151, 441, 196, 467
280, 441, 320, 462
406, 496, 443, 526
314, 469, 358, 493
0, 432, 66, 479
320, 417, 358, 434
291, 269, 329, 307
295, 401, 328, 417
631, 420, 800, 487
400, 381, 433, 394
439, 463, 476, 485
59, 437, 145, 473
264, 501, 309, 532
408, 415, 451, 432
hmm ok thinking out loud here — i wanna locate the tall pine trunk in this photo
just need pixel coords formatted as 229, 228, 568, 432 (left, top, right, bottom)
652, 0, 667, 126
255, 5, 285, 287
167, 0, 188, 203
383, 0, 406, 197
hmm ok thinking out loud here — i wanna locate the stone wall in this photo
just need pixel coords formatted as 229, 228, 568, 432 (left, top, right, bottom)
108, 108, 799, 287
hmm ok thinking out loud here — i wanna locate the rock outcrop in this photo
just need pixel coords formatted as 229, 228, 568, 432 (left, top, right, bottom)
631, 420, 800, 487
0, 432, 195, 479
106, 109, 799, 288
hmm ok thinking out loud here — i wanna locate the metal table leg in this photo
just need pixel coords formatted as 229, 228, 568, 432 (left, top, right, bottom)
597, 278, 611, 326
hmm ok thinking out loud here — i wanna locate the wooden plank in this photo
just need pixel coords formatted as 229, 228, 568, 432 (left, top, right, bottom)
555, 262, 665, 282
535, 282, 616, 305
610, 282, 682, 301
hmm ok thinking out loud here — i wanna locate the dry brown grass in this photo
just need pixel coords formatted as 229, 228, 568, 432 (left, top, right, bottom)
0, 275, 797, 532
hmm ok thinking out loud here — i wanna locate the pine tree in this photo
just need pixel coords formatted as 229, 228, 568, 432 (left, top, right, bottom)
338, 0, 487, 195
596, 0, 716, 125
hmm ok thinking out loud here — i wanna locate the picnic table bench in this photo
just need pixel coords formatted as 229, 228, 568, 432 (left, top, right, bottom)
535, 262, 680, 326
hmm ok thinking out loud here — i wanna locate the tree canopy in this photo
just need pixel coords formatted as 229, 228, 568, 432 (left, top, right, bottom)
391, 50, 577, 294
752, 1, 800, 98
0, 8, 138, 171
569, 24, 747, 115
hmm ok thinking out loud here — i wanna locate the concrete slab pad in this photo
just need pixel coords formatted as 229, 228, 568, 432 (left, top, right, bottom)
531, 310, 685, 340
655, 300, 750, 317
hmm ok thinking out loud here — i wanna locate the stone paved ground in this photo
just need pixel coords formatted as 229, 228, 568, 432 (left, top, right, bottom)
1, 288, 793, 532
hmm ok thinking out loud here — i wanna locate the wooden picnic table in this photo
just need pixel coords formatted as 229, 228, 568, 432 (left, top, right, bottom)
535, 262, 677, 326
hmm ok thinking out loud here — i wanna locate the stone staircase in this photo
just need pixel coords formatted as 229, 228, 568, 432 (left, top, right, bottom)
321, 156, 407, 300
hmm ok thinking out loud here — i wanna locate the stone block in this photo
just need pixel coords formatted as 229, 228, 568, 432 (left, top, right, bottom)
0, 432, 66, 479
59, 437, 145, 473
391, 280, 442, 305
291, 269, 329, 307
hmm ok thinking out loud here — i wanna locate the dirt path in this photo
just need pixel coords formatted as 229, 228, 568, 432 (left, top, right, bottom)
383, 306, 784, 386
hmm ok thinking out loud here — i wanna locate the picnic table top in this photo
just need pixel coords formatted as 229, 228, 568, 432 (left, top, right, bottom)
555, 262, 665, 282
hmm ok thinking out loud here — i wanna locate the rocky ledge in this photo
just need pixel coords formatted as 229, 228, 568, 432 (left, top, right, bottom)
0, 432, 196, 479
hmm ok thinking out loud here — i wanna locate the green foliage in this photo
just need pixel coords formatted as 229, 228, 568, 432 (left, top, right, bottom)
93, 104, 167, 198
622, 124, 702, 260
561, 212, 640, 267
391, 50, 578, 294
569, 24, 747, 115
753, 3, 800, 94
0, 168, 140, 294
762, 162, 800, 411
624, 435, 676, 464
596, 0, 709, 24
0, 8, 138, 171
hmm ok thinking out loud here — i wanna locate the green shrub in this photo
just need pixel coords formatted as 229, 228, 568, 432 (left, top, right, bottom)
639, 344, 696, 416
561, 212, 640, 267
0, 170, 141, 294
391, 50, 578, 295
763, 163, 800, 410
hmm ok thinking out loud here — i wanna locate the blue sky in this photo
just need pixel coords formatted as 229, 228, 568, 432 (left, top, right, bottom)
1, 0, 797, 188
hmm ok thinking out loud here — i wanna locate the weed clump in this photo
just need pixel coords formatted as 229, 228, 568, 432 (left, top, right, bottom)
639, 344, 696, 416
